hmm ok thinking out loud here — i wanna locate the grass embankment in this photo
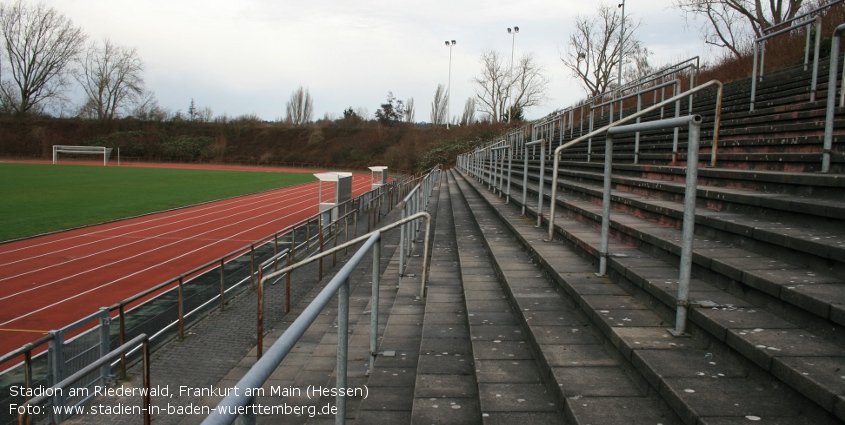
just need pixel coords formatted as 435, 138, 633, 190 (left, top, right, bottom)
0, 163, 316, 242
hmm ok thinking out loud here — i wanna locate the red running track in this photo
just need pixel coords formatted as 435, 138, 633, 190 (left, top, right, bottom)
0, 169, 372, 358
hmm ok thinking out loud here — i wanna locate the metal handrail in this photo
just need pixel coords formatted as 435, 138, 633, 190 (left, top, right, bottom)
750, 15, 821, 110
205, 211, 433, 425
602, 115, 704, 336
546, 80, 724, 241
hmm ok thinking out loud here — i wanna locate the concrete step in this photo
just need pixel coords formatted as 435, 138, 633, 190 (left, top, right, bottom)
456, 167, 842, 424
407, 171, 483, 424
445, 170, 567, 424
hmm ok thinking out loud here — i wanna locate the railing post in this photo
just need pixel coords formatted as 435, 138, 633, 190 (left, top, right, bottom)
219, 259, 226, 311
336, 277, 350, 425
142, 339, 151, 425
319, 215, 324, 280
670, 119, 703, 337
250, 245, 255, 288
286, 253, 291, 313
506, 145, 513, 204
48, 329, 64, 423
634, 93, 642, 164
257, 271, 264, 359
598, 134, 614, 277
98, 307, 111, 386
178, 277, 185, 340
119, 305, 126, 378
522, 144, 528, 215
369, 237, 381, 376
399, 207, 406, 276
810, 20, 821, 102
823, 23, 845, 173
750, 42, 759, 112
536, 139, 546, 228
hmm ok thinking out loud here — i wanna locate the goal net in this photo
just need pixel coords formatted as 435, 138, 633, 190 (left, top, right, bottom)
53, 145, 114, 166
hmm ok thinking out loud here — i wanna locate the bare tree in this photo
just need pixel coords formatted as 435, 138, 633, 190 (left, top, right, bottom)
560, 4, 644, 98
508, 53, 549, 120
473, 49, 548, 122
472, 49, 508, 123
76, 38, 144, 120
460, 97, 476, 126
131, 90, 169, 121
0, 0, 87, 115
430, 83, 448, 125
285, 86, 313, 125
674, 0, 804, 58
197, 106, 213, 123
405, 97, 415, 123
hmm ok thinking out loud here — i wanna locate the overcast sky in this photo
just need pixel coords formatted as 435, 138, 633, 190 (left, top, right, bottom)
45, 0, 712, 122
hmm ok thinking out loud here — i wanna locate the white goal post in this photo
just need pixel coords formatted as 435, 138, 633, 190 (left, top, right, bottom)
52, 145, 114, 166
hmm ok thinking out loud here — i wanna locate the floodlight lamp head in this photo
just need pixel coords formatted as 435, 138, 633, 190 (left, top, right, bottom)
618, 2, 623, 7
451, 40, 456, 45
514, 26, 519, 32
445, 41, 449, 46
507, 27, 512, 33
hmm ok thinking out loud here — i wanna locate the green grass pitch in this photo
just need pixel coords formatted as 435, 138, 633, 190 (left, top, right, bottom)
0, 163, 317, 242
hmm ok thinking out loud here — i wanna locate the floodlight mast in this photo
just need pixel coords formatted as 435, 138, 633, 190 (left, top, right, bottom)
446, 40, 456, 129
506, 26, 519, 123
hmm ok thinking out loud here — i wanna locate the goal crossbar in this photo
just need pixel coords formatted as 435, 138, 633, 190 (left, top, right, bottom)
53, 145, 113, 166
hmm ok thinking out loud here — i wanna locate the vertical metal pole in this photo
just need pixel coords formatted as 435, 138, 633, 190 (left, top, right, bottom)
49, 330, 63, 423
219, 259, 225, 311
587, 108, 594, 161
599, 134, 614, 276
291, 227, 297, 261
823, 27, 843, 173
522, 145, 528, 215
750, 42, 758, 112
805, 22, 812, 71
399, 208, 406, 275
671, 82, 681, 166
286, 253, 291, 313
250, 245, 255, 288
506, 145, 513, 203
178, 277, 184, 339
336, 277, 350, 425
810, 20, 821, 102
119, 305, 126, 378
672, 121, 702, 337
536, 140, 545, 227
369, 237, 381, 375
319, 215, 324, 280
634, 93, 641, 164
142, 340, 151, 425
257, 274, 264, 359
99, 308, 110, 386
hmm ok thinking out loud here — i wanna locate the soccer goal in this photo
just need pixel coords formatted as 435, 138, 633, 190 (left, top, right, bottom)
52, 145, 114, 166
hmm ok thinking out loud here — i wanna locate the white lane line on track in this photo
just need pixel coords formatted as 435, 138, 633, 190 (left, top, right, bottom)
0, 182, 325, 272
0, 179, 318, 256
0, 178, 371, 278
0, 198, 331, 327
0, 179, 372, 302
